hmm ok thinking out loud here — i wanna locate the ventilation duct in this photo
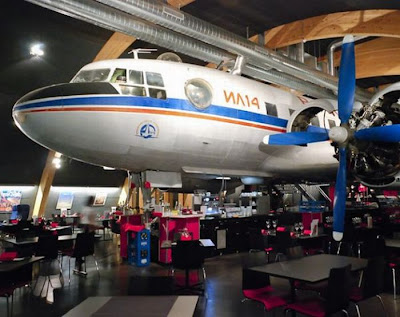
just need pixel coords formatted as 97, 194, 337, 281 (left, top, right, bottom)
95, 0, 372, 102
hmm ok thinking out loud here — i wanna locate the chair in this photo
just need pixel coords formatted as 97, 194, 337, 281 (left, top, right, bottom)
336, 223, 355, 256
285, 264, 352, 317
33, 235, 61, 298
388, 256, 400, 299
248, 227, 273, 262
170, 240, 206, 295
110, 218, 120, 235
0, 286, 15, 317
349, 256, 386, 317
66, 232, 99, 283
274, 231, 294, 262
242, 251, 288, 312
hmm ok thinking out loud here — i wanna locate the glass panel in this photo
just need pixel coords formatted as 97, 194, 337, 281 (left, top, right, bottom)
149, 88, 167, 99
146, 72, 164, 87
265, 102, 278, 117
110, 68, 127, 83
72, 69, 110, 83
120, 85, 146, 96
128, 70, 144, 85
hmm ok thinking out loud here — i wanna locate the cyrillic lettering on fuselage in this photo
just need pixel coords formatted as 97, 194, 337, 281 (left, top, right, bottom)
223, 90, 260, 109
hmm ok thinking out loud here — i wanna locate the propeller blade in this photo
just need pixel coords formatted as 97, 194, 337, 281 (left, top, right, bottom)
333, 147, 347, 241
263, 132, 329, 146
306, 125, 329, 134
338, 35, 356, 124
354, 124, 400, 143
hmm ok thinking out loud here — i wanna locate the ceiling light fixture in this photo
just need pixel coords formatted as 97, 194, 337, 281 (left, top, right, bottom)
216, 176, 231, 180
30, 43, 44, 57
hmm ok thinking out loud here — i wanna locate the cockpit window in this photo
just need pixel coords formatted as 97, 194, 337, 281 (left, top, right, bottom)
146, 72, 164, 87
72, 68, 110, 83
129, 70, 144, 85
111, 68, 127, 83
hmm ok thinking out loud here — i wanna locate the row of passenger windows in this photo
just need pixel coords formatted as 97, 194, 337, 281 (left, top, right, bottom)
72, 67, 167, 99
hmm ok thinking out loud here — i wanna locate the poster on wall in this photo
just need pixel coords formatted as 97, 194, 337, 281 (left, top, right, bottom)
56, 192, 74, 210
93, 192, 107, 206
0, 190, 22, 212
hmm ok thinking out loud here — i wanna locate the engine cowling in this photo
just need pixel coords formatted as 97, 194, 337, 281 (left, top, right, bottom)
349, 83, 400, 187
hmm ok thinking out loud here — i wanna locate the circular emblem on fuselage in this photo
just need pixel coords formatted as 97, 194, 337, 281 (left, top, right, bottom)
136, 121, 159, 139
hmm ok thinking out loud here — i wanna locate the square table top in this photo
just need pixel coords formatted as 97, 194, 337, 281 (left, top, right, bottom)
250, 254, 368, 283
0, 256, 44, 272
63, 296, 199, 317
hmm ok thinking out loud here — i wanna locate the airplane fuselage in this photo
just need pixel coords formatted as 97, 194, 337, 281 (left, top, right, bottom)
13, 59, 338, 178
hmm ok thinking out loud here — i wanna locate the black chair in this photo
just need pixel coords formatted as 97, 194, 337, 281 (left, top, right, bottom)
66, 232, 99, 283
274, 231, 294, 262
248, 227, 273, 262
242, 251, 288, 312
336, 223, 355, 256
110, 219, 120, 235
170, 240, 206, 295
349, 256, 386, 317
33, 235, 61, 298
285, 264, 352, 317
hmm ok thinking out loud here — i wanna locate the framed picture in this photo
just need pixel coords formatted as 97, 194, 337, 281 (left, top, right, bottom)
56, 192, 74, 210
93, 192, 107, 206
0, 189, 22, 212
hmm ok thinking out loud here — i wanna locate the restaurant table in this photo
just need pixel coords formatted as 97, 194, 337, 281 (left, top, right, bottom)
385, 238, 400, 249
2, 234, 77, 246
63, 296, 199, 317
249, 254, 368, 301
0, 256, 44, 272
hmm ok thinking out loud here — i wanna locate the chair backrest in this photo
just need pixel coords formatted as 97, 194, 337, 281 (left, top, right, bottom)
172, 240, 204, 270
276, 231, 293, 253
242, 251, 270, 290
362, 256, 385, 298
286, 246, 304, 260
110, 219, 120, 234
57, 227, 73, 236
325, 264, 352, 315
248, 227, 265, 250
16, 204, 30, 221
73, 232, 95, 257
36, 235, 59, 259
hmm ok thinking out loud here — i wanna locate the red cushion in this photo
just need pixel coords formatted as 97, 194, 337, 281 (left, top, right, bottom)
286, 299, 326, 317
243, 286, 287, 311
51, 222, 59, 228
243, 285, 273, 299
277, 227, 286, 232
389, 263, 397, 268
264, 247, 273, 252
349, 286, 363, 302
0, 286, 15, 297
0, 252, 18, 261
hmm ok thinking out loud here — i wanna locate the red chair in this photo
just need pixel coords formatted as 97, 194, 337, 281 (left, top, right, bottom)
285, 264, 352, 317
242, 251, 289, 313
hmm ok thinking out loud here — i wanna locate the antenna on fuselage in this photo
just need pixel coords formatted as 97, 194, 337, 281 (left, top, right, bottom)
128, 48, 158, 59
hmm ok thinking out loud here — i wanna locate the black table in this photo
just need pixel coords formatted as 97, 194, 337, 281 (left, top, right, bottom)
2, 234, 77, 245
250, 254, 368, 301
0, 256, 44, 272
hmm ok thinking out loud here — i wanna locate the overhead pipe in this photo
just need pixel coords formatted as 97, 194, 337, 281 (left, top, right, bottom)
27, 0, 338, 98
95, 0, 372, 102
328, 36, 369, 76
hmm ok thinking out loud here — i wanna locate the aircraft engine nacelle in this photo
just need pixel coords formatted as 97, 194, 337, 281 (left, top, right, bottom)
350, 83, 400, 187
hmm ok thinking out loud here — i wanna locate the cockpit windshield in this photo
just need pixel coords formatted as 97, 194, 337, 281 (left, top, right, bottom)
72, 68, 111, 83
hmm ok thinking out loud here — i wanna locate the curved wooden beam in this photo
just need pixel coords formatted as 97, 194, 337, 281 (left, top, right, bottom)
264, 10, 400, 49
331, 37, 400, 79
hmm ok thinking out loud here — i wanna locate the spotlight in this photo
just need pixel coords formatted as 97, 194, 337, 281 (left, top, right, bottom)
30, 43, 44, 57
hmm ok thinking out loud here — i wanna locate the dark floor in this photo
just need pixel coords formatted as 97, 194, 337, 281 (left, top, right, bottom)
2, 237, 399, 317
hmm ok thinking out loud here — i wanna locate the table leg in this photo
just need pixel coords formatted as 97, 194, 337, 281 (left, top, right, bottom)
289, 279, 296, 317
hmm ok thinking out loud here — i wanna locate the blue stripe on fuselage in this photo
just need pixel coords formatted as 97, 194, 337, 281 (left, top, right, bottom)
14, 95, 288, 128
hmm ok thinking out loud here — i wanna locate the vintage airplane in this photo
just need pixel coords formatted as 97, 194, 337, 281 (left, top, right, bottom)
12, 36, 400, 240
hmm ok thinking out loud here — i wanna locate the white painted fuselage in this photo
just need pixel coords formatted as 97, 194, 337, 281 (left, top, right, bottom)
13, 59, 338, 178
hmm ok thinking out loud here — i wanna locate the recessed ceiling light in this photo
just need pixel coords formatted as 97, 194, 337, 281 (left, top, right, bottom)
30, 43, 44, 57
216, 176, 231, 180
